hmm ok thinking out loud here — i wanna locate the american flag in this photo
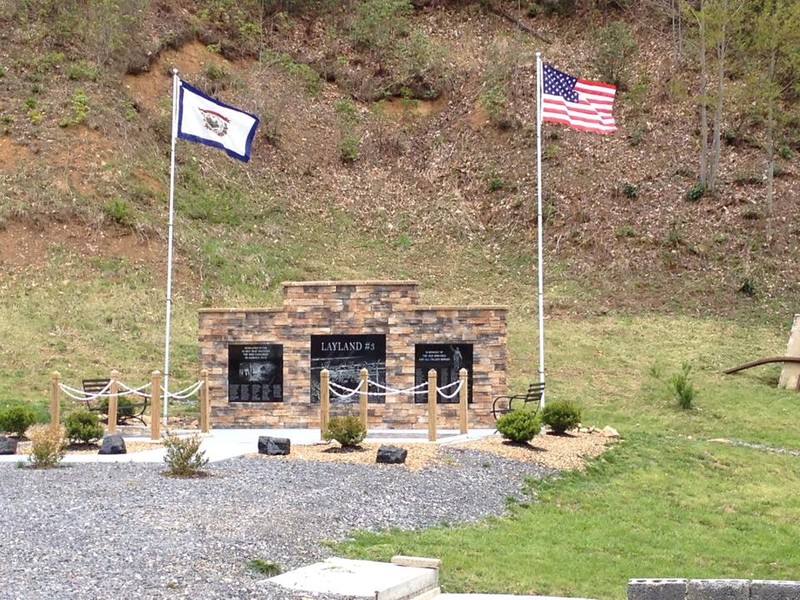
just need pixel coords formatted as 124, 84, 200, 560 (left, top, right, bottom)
541, 63, 617, 134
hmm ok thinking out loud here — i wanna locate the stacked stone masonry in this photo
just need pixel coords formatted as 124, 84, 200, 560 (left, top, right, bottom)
198, 281, 508, 429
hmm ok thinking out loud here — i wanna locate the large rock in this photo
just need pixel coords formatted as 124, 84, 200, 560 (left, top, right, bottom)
0, 436, 17, 455
376, 445, 407, 464
98, 433, 127, 455
258, 436, 291, 456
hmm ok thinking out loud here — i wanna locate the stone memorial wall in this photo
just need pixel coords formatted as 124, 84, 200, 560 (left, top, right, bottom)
198, 280, 508, 429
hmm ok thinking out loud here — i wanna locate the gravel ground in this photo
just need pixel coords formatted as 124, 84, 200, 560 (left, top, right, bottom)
0, 445, 559, 600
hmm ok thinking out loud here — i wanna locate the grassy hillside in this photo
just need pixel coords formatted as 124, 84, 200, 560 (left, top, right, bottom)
0, 0, 798, 402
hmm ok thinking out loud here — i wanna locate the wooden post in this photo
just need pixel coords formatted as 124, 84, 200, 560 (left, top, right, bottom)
108, 369, 119, 434
150, 371, 161, 441
320, 369, 330, 438
459, 368, 468, 435
359, 368, 369, 431
428, 369, 437, 442
50, 371, 61, 426
200, 368, 210, 433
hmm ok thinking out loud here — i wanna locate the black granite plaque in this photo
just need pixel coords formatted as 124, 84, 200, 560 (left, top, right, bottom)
414, 343, 473, 404
228, 343, 283, 403
310, 334, 386, 403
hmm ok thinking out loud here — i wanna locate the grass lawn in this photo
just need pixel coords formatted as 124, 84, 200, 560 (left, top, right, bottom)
336, 313, 800, 599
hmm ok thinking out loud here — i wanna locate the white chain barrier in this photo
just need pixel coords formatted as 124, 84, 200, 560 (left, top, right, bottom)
327, 377, 463, 400
59, 379, 203, 401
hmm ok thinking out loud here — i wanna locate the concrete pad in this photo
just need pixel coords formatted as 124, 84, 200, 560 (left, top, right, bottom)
268, 557, 439, 600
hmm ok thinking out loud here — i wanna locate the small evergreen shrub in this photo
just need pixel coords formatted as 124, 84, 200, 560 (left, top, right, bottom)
324, 416, 366, 448
0, 405, 37, 437
26, 424, 67, 468
685, 183, 705, 202
496, 410, 541, 444
541, 400, 582, 434
669, 363, 696, 410
65, 410, 104, 445
163, 432, 209, 477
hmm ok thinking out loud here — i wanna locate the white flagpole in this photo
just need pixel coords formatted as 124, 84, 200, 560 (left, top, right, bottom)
163, 68, 180, 423
535, 52, 546, 408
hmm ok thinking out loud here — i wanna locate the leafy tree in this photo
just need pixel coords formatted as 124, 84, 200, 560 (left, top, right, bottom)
741, 0, 800, 245
684, 0, 746, 195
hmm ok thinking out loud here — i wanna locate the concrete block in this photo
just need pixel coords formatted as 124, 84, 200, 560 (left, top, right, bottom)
751, 580, 800, 600
687, 579, 749, 600
627, 578, 687, 600
391, 555, 441, 570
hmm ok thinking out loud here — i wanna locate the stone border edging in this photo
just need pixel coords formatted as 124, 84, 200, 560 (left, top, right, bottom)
628, 578, 800, 600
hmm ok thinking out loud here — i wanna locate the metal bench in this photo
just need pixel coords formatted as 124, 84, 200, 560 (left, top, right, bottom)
81, 379, 149, 426
491, 382, 545, 420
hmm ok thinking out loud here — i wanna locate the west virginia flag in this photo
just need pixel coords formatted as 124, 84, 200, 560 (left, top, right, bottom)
177, 80, 259, 162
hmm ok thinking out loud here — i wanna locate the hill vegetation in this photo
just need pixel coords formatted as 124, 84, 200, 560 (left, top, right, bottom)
0, 0, 798, 399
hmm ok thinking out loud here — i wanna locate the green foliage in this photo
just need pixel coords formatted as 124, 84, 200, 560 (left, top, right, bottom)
248, 558, 283, 576
335, 99, 361, 163
0, 405, 37, 437
685, 183, 706, 202
541, 400, 582, 434
738, 277, 757, 298
26, 424, 67, 468
496, 410, 541, 443
593, 21, 637, 89
351, 0, 412, 52
103, 198, 134, 227
0, 64, 6, 78
484, 167, 506, 192
668, 363, 696, 410
621, 182, 639, 198
260, 50, 322, 96
615, 225, 637, 238
650, 362, 697, 410
163, 432, 209, 477
339, 135, 359, 162
65, 409, 104, 445
99, 395, 136, 421
480, 84, 512, 129
59, 90, 90, 127
778, 145, 792, 159
67, 60, 100, 82
324, 416, 366, 447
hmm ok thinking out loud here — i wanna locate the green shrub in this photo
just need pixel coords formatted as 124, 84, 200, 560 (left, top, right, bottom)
621, 182, 639, 198
541, 400, 582, 434
593, 21, 637, 89
26, 424, 67, 468
496, 410, 541, 444
324, 416, 366, 448
685, 183, 705, 202
163, 432, 209, 477
0, 405, 37, 437
669, 363, 696, 410
99, 395, 136, 421
103, 198, 134, 227
65, 410, 104, 445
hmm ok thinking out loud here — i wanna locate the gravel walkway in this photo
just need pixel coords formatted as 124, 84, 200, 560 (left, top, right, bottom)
0, 446, 555, 599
